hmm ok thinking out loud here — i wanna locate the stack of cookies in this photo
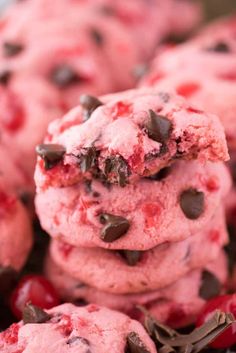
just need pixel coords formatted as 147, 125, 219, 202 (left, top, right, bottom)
35, 87, 231, 328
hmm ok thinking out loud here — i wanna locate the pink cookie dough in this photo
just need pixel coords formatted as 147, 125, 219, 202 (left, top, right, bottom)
46, 251, 227, 329
35, 161, 231, 250
0, 303, 157, 353
49, 206, 227, 294
140, 16, 236, 149
34, 88, 228, 190
0, 177, 33, 272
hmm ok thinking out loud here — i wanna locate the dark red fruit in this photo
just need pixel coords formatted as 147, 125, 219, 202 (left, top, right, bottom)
10, 275, 60, 319
196, 294, 236, 348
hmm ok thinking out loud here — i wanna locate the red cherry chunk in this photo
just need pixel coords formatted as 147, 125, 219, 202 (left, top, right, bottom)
10, 275, 60, 320
176, 82, 200, 98
197, 294, 236, 348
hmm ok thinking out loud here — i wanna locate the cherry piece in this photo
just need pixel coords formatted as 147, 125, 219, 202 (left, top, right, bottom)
196, 294, 236, 348
10, 275, 60, 319
176, 82, 200, 98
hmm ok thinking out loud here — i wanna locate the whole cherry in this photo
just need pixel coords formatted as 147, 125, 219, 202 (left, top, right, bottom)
197, 294, 236, 348
10, 275, 60, 319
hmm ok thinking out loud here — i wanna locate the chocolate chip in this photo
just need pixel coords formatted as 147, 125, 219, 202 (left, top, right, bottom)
3, 42, 24, 57
90, 28, 104, 46
67, 336, 90, 347
104, 156, 130, 187
74, 298, 88, 306
80, 94, 103, 121
206, 41, 231, 53
93, 191, 100, 198
146, 110, 173, 144
0, 70, 11, 85
146, 167, 171, 181
199, 270, 221, 300
133, 64, 149, 80
84, 180, 92, 194
119, 250, 142, 266
36, 143, 66, 170
99, 213, 130, 243
126, 332, 151, 353
19, 191, 31, 206
0, 267, 17, 295
179, 188, 204, 220
99, 5, 115, 16
158, 92, 170, 103
50, 65, 80, 88
23, 303, 51, 324
79, 147, 98, 173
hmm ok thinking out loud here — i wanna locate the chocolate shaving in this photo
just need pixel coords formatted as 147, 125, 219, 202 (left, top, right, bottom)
80, 94, 103, 121
199, 271, 221, 300
146, 110, 173, 144
0, 70, 11, 85
23, 303, 51, 324
138, 306, 235, 353
99, 213, 130, 243
119, 250, 142, 266
126, 332, 151, 353
104, 156, 130, 187
179, 188, 204, 220
90, 28, 104, 46
206, 42, 231, 53
36, 143, 66, 170
79, 147, 98, 173
50, 64, 80, 88
3, 42, 24, 57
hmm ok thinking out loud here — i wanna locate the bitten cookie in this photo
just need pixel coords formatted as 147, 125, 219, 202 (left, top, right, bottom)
34, 88, 229, 190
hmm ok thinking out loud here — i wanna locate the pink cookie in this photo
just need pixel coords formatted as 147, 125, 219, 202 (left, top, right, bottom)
34, 88, 228, 190
0, 177, 32, 272
0, 303, 156, 353
0, 76, 64, 189
142, 73, 236, 150
46, 251, 227, 328
141, 16, 236, 83
165, 0, 203, 37
140, 16, 236, 149
0, 4, 140, 96
49, 206, 227, 294
35, 161, 231, 250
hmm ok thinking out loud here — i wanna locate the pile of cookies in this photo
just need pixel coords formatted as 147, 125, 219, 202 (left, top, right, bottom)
0, 0, 202, 280
34, 87, 231, 327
